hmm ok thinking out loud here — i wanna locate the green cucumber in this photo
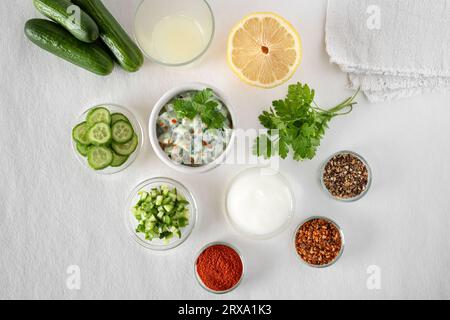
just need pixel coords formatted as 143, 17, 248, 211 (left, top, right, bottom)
33, 0, 99, 43
87, 146, 113, 170
72, 122, 90, 145
72, 0, 144, 72
111, 120, 134, 143
111, 113, 129, 124
76, 142, 90, 157
112, 133, 138, 156
87, 122, 111, 145
87, 107, 111, 126
110, 152, 129, 167
25, 19, 114, 76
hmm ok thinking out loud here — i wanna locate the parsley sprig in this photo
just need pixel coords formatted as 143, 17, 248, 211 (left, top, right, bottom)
173, 88, 226, 129
255, 83, 360, 161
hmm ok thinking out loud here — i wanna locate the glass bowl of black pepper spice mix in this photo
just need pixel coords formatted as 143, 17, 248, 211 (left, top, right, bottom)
320, 151, 372, 202
293, 216, 345, 268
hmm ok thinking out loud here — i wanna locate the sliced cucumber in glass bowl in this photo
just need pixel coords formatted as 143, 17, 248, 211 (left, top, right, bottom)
71, 104, 143, 175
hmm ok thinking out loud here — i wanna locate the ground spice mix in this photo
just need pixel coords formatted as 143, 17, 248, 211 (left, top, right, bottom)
196, 244, 243, 292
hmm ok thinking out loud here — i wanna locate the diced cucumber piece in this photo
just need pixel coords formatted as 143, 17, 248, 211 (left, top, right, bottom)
163, 204, 174, 213
110, 151, 129, 167
87, 146, 113, 170
72, 122, 90, 145
178, 217, 188, 228
111, 113, 130, 125
155, 195, 163, 205
139, 191, 149, 201
112, 133, 138, 156
86, 107, 111, 127
76, 142, 90, 157
111, 120, 134, 143
87, 122, 112, 145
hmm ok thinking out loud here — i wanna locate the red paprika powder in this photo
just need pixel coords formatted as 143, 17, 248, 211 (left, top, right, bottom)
196, 244, 243, 292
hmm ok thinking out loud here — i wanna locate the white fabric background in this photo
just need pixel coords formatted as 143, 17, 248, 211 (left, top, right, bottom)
1, 0, 449, 300
326, 0, 450, 102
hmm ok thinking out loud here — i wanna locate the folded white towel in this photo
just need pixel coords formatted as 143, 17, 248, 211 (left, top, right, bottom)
326, 0, 450, 102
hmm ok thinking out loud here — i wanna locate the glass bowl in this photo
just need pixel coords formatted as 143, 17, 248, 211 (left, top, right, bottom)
293, 216, 345, 268
224, 167, 295, 240
125, 177, 198, 251
194, 241, 245, 294
71, 104, 143, 175
134, 0, 215, 66
320, 150, 372, 202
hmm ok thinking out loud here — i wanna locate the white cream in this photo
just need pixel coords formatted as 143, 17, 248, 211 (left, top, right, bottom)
226, 168, 294, 237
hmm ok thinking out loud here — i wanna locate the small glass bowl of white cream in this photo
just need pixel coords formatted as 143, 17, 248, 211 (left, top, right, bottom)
225, 167, 295, 240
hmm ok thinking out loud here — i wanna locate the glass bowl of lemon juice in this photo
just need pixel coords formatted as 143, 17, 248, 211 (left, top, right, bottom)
134, 0, 215, 66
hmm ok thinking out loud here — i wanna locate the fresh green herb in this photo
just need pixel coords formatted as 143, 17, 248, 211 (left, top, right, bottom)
133, 185, 190, 243
255, 83, 360, 161
173, 88, 226, 129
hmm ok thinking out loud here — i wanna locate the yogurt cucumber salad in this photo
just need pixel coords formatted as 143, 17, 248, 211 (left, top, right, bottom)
72, 106, 139, 171
157, 88, 233, 167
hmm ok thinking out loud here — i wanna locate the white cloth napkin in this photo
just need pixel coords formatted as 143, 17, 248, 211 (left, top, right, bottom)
326, 0, 450, 103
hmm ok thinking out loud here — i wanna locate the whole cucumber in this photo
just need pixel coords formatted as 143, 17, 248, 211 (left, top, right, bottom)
72, 0, 144, 72
33, 0, 99, 43
25, 19, 114, 76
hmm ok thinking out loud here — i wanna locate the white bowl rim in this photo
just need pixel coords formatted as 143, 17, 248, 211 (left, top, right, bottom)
149, 82, 237, 174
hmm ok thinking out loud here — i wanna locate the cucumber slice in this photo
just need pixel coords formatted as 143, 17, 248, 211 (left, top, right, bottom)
86, 107, 111, 126
110, 151, 129, 167
111, 120, 134, 143
76, 142, 90, 157
111, 113, 130, 124
87, 122, 111, 145
87, 146, 113, 170
72, 122, 90, 145
112, 133, 138, 156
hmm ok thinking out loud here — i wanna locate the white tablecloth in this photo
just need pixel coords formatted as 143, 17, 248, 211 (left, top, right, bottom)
1, 0, 449, 300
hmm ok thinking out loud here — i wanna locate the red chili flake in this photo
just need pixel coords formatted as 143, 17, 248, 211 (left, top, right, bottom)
171, 119, 177, 124
196, 244, 243, 292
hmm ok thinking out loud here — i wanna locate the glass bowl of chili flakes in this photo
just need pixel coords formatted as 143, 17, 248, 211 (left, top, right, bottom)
293, 216, 345, 268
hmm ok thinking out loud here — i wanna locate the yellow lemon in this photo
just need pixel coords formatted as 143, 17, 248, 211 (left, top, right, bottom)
227, 12, 302, 88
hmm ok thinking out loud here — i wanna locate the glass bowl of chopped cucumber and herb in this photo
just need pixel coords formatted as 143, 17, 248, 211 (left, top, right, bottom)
71, 104, 143, 174
125, 177, 198, 251
149, 83, 237, 174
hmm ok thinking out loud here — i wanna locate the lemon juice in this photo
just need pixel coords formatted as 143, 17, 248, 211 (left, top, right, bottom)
134, 0, 214, 66
150, 15, 206, 64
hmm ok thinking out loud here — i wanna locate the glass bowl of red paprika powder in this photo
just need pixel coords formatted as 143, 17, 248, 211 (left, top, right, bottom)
194, 242, 245, 294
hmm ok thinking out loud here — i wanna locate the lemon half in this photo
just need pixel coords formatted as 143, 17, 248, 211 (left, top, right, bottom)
227, 12, 302, 88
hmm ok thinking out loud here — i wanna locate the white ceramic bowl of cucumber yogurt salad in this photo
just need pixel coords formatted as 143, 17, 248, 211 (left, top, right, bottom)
149, 83, 237, 174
